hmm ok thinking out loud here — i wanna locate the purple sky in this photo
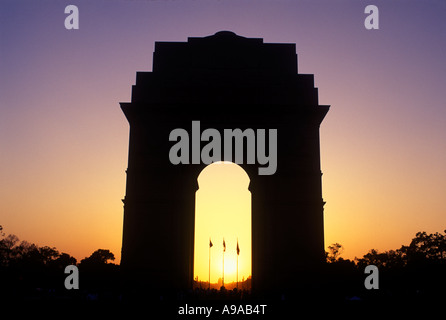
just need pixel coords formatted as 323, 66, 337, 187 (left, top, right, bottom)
1, 0, 445, 261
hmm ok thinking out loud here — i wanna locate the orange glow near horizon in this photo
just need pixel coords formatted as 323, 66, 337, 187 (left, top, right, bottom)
1, 1, 446, 269
194, 162, 252, 285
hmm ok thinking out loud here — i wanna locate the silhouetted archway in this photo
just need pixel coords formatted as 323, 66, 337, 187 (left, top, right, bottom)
194, 162, 251, 289
120, 31, 329, 296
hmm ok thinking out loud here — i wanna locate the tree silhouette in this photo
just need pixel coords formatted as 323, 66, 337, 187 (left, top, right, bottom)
326, 243, 344, 263
78, 249, 118, 293
356, 248, 405, 270
0, 234, 19, 266
80, 249, 115, 266
2, 222, 445, 304
53, 252, 77, 268
399, 231, 446, 262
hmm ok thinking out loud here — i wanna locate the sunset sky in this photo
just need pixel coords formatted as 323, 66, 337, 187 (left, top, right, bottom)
194, 162, 251, 284
1, 0, 445, 265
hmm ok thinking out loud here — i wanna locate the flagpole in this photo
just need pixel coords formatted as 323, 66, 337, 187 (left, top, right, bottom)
222, 250, 224, 288
237, 253, 238, 290
209, 241, 211, 290
222, 237, 225, 288
237, 239, 239, 290
209, 238, 213, 290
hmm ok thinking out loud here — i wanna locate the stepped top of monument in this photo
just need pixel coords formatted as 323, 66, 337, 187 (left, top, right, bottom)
153, 31, 297, 74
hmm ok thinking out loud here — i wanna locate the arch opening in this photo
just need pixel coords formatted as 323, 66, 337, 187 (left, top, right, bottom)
193, 161, 252, 290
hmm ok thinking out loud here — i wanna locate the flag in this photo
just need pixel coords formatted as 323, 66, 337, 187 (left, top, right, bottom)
236, 239, 240, 255
209, 238, 213, 248
223, 238, 226, 252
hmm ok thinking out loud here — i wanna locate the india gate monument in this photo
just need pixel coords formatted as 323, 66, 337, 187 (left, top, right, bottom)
120, 31, 329, 297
